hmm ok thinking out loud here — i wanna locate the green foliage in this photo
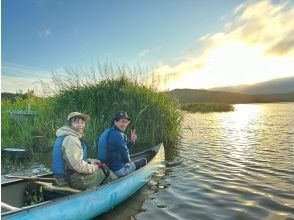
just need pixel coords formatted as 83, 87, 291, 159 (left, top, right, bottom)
50, 76, 182, 156
181, 103, 234, 113
1, 63, 183, 163
1, 97, 52, 147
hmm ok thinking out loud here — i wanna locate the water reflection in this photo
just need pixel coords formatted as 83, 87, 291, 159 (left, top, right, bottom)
136, 103, 294, 220
217, 104, 262, 164
99, 103, 294, 220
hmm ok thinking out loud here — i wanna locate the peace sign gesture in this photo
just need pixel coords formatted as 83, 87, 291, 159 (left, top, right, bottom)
131, 129, 137, 143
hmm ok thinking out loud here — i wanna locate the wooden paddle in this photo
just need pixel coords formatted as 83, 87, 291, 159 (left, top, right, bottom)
1, 202, 20, 211
4, 175, 56, 183
4, 175, 80, 194
34, 181, 81, 193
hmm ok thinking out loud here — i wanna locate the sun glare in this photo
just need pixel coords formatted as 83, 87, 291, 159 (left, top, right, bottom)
165, 41, 293, 90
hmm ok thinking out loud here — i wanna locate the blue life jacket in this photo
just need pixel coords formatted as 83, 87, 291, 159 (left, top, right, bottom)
97, 126, 132, 171
52, 136, 88, 176
97, 128, 112, 163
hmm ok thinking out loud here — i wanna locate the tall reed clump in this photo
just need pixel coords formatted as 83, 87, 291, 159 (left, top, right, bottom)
2, 63, 183, 167
46, 63, 183, 156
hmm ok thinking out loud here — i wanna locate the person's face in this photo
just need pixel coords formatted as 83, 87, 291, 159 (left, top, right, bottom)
114, 118, 130, 132
71, 118, 86, 134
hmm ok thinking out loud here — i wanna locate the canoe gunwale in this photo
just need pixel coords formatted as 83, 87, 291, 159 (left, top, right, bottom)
1, 143, 164, 218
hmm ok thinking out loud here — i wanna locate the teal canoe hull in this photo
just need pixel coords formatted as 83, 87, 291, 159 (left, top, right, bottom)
2, 144, 165, 220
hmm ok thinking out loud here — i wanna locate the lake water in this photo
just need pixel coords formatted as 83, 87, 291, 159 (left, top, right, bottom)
100, 103, 294, 220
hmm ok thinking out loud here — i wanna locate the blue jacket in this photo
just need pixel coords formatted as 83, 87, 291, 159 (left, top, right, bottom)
106, 125, 135, 171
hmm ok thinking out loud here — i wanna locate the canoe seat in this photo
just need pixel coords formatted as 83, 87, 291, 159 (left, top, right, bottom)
34, 181, 81, 194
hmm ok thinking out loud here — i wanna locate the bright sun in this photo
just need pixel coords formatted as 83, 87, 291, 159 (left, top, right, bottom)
165, 41, 294, 90
159, 0, 294, 91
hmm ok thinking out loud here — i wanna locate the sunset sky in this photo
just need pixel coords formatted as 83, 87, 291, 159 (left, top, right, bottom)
1, 0, 294, 93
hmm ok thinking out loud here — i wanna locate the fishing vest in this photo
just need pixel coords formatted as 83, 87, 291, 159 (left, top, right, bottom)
52, 135, 88, 176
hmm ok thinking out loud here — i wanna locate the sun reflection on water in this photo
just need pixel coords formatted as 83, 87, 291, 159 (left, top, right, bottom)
216, 104, 264, 163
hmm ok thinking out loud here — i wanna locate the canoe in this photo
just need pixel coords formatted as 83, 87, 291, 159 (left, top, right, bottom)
1, 143, 165, 220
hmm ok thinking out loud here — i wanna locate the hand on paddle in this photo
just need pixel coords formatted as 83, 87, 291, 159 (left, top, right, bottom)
131, 129, 137, 143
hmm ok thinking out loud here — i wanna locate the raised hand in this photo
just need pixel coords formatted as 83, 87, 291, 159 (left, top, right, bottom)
131, 129, 137, 143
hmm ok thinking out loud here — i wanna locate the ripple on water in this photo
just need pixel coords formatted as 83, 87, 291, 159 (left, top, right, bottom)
135, 104, 294, 220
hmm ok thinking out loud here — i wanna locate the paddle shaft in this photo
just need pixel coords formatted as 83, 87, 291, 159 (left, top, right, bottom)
1, 202, 20, 211
4, 175, 56, 183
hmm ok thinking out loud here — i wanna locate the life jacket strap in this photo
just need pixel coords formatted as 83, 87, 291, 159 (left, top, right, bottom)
99, 164, 111, 185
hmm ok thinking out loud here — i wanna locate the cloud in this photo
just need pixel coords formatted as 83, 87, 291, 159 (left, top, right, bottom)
221, 0, 294, 55
266, 33, 294, 55
1, 63, 51, 95
138, 49, 150, 57
38, 27, 51, 38
154, 0, 294, 90
138, 46, 162, 57
1, 75, 43, 94
2, 62, 51, 78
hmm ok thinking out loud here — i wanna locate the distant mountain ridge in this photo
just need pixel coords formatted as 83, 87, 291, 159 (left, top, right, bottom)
168, 89, 294, 104
209, 76, 294, 94
3, 77, 294, 104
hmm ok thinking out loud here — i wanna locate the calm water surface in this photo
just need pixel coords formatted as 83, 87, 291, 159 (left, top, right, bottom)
100, 103, 294, 220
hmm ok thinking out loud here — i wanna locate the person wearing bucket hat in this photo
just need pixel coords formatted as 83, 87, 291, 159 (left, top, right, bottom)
96, 111, 147, 177
67, 112, 90, 121
52, 112, 117, 190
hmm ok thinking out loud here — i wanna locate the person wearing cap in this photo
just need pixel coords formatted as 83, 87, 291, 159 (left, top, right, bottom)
52, 112, 116, 190
97, 111, 147, 177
